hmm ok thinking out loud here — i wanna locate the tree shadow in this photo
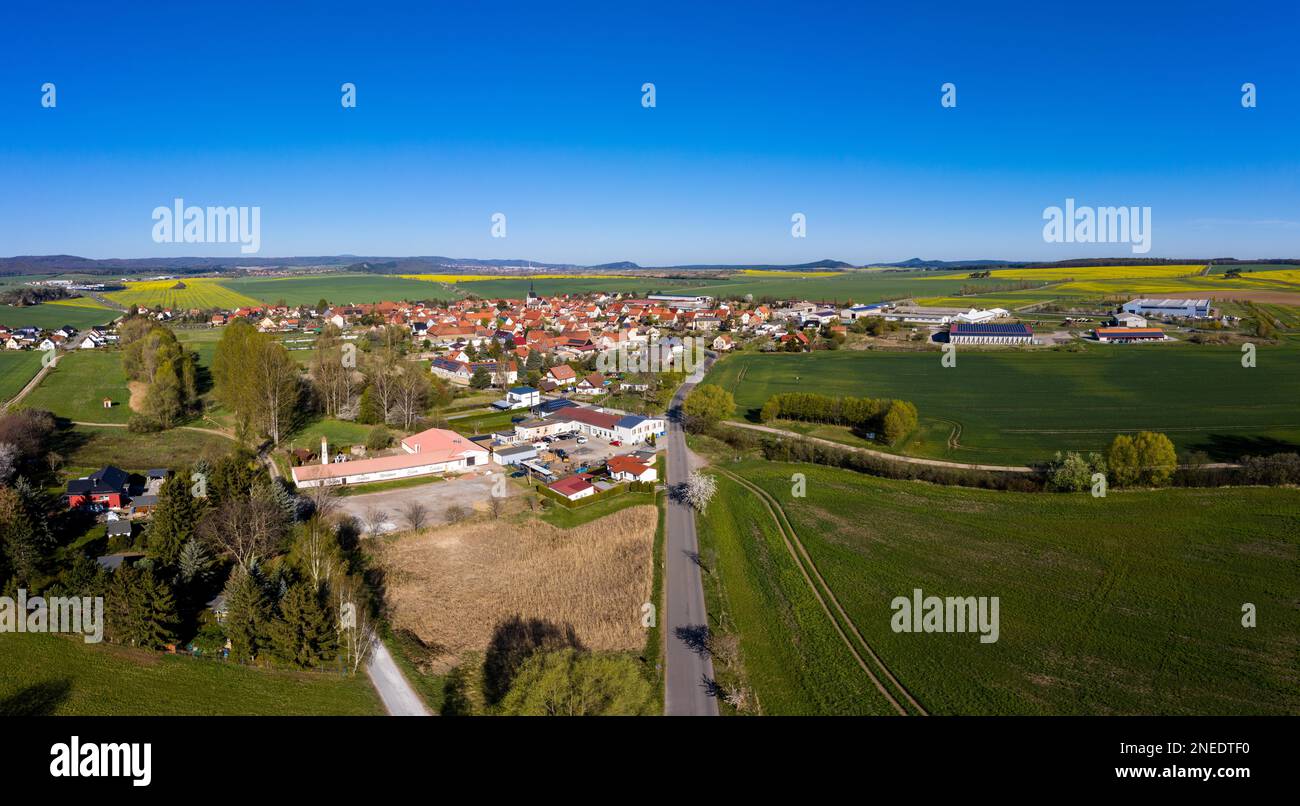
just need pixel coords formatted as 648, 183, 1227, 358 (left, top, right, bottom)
0, 678, 73, 716
1192, 434, 1300, 461
674, 624, 712, 656
482, 615, 584, 705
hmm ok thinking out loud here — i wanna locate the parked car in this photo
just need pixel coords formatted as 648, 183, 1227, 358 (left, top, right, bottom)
610, 440, 622, 446
576, 435, 588, 444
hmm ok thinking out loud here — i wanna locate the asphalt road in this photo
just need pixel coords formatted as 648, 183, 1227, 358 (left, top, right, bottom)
663, 353, 720, 716
365, 637, 431, 716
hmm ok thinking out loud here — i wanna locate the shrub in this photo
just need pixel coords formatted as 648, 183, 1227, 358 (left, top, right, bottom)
365, 426, 393, 451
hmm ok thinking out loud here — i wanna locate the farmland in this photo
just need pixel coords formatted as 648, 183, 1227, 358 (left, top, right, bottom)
0, 298, 121, 330
0, 350, 45, 403
106, 278, 261, 310
696, 460, 1300, 715
52, 423, 232, 474
221, 274, 447, 306
0, 633, 382, 716
704, 345, 1300, 464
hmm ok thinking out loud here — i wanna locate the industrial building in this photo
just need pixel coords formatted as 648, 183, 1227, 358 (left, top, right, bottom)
1122, 298, 1212, 319
1095, 326, 1168, 343
290, 428, 488, 488
948, 322, 1034, 344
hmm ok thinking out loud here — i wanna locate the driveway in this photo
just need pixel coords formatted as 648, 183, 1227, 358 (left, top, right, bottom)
336, 471, 507, 532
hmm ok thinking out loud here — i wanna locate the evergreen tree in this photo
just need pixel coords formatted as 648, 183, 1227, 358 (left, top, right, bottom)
356, 385, 382, 425
270, 582, 337, 668
222, 568, 270, 663
147, 471, 205, 567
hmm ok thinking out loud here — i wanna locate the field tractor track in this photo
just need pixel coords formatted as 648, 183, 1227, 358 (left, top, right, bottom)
712, 466, 927, 716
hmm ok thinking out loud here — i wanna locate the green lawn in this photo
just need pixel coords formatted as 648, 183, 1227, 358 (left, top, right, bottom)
700, 460, 1300, 715
0, 633, 382, 715
0, 350, 45, 402
221, 274, 449, 306
22, 350, 132, 423
705, 344, 1300, 464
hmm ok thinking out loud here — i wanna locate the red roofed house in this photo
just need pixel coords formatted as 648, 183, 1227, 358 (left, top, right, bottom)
547, 474, 595, 502
290, 427, 488, 488
547, 364, 577, 386
607, 455, 657, 483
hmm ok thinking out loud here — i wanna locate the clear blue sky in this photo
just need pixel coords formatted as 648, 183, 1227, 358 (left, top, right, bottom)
1, 0, 1297, 265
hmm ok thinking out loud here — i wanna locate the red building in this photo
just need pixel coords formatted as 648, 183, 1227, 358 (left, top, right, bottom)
65, 466, 130, 509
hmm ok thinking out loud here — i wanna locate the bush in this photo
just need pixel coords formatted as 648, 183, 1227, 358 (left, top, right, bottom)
127, 413, 162, 433
365, 426, 392, 451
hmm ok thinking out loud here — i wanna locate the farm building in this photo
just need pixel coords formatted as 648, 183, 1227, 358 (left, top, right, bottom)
949, 322, 1034, 344
1112, 312, 1148, 328
290, 427, 488, 488
1095, 327, 1167, 343
1122, 298, 1212, 319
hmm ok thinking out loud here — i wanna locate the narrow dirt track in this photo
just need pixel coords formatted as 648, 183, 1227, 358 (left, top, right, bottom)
712, 465, 926, 716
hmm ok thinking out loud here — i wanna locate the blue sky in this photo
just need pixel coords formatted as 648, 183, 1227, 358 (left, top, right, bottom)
1, 0, 1297, 264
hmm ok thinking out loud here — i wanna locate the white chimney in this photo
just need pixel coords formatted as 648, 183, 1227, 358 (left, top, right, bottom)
321, 437, 328, 465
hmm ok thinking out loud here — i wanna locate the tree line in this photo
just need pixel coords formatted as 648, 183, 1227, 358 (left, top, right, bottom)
759, 392, 919, 444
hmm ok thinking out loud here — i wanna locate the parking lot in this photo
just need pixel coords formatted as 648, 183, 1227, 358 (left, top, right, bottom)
335, 471, 512, 533
522, 432, 649, 473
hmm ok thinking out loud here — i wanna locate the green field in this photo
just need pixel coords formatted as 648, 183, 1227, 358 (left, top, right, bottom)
0, 350, 45, 403
0, 633, 382, 716
53, 424, 233, 473
698, 460, 1299, 715
0, 299, 121, 330
21, 350, 132, 423
705, 345, 1300, 464
221, 274, 450, 306
696, 471, 899, 715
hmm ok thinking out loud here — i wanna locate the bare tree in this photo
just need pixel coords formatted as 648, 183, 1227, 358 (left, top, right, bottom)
400, 501, 429, 532
364, 348, 401, 425
391, 361, 431, 431
304, 483, 340, 520
291, 514, 341, 591
334, 576, 377, 676
362, 506, 389, 536
200, 494, 290, 573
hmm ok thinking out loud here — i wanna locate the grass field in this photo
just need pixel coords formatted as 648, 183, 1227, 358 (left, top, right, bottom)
0, 633, 382, 715
22, 350, 133, 423
696, 471, 899, 715
53, 423, 233, 473
0, 350, 45, 403
705, 345, 1300, 464
106, 277, 261, 310
699, 460, 1300, 715
0, 300, 121, 330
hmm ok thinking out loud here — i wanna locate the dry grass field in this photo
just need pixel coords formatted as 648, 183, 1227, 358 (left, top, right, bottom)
378, 507, 656, 671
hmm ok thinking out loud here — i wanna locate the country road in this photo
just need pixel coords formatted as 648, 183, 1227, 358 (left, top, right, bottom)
365, 638, 431, 716
663, 352, 719, 716
2, 362, 52, 410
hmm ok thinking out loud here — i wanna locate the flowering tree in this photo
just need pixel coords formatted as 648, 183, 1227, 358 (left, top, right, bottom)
682, 471, 718, 514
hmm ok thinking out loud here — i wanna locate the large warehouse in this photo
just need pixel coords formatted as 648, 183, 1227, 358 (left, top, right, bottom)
949, 322, 1034, 344
1095, 326, 1168, 343
290, 427, 489, 488
1122, 298, 1212, 318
